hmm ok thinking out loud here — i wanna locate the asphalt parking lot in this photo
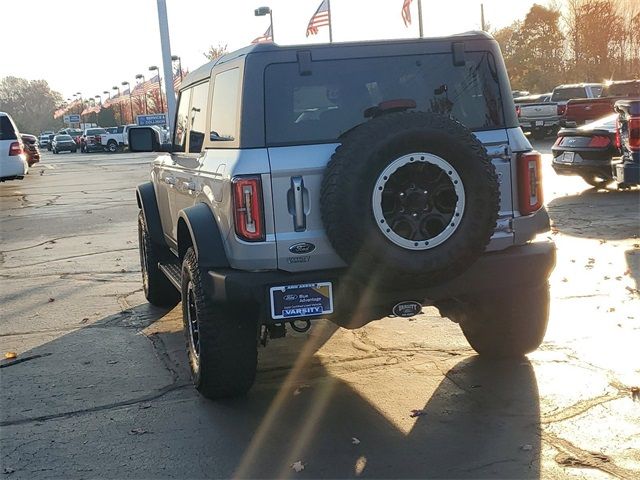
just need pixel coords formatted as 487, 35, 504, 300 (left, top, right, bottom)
1, 143, 639, 479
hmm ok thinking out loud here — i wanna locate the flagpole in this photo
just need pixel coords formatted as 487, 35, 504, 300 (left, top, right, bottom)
327, 0, 333, 43
417, 0, 423, 38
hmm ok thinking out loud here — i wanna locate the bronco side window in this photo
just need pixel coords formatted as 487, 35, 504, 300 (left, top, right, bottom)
188, 81, 210, 153
173, 88, 192, 152
209, 68, 240, 142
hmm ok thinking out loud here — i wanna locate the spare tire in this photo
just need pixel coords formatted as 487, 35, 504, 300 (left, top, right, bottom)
320, 111, 499, 283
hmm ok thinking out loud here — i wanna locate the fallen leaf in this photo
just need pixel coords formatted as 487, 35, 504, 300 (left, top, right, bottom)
470, 384, 482, 389
129, 427, 149, 435
80, 318, 89, 324
607, 307, 616, 313
521, 444, 533, 451
352, 437, 361, 445
48, 297, 55, 303
410, 409, 427, 418
291, 461, 305, 472
599, 239, 606, 244
107, 360, 118, 365
293, 384, 310, 396
4, 352, 17, 360
3, 467, 15, 474
139, 403, 152, 409
561, 277, 568, 283
120, 269, 127, 273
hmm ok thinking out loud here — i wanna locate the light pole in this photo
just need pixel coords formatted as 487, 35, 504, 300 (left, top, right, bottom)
254, 6, 274, 42
112, 85, 123, 125
148, 65, 164, 113
122, 81, 134, 123
95, 95, 102, 126
135, 74, 149, 114
171, 55, 183, 81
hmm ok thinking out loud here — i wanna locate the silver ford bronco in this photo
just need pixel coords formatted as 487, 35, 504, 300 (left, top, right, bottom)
131, 32, 556, 399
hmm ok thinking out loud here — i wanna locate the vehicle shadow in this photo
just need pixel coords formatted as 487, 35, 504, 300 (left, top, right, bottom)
1, 305, 541, 479
547, 188, 640, 240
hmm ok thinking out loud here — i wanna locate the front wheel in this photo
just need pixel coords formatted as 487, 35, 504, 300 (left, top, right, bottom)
107, 140, 117, 153
448, 283, 550, 358
138, 211, 179, 307
181, 247, 258, 399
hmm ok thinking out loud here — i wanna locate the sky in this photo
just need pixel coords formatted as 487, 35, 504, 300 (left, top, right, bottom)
0, 0, 551, 101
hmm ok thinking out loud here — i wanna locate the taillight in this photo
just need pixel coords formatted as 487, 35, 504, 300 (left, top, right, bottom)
629, 117, 640, 151
9, 141, 23, 156
515, 105, 521, 118
232, 176, 265, 242
615, 118, 622, 149
95, 135, 101, 143
553, 136, 563, 148
517, 151, 543, 216
557, 104, 567, 116
587, 135, 611, 148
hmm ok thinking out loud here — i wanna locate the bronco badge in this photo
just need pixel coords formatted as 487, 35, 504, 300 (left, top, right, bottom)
289, 242, 316, 255
392, 301, 422, 318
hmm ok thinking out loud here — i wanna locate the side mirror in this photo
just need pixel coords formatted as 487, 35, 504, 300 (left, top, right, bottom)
128, 127, 172, 152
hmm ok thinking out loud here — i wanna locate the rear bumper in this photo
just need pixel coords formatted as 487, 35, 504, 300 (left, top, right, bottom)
613, 157, 640, 184
0, 155, 28, 179
552, 152, 613, 178
205, 241, 556, 324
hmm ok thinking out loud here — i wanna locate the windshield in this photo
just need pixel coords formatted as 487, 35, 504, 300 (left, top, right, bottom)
552, 87, 588, 102
265, 51, 505, 146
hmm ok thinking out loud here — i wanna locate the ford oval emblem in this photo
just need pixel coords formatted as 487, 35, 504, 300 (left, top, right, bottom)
392, 301, 422, 318
289, 242, 316, 255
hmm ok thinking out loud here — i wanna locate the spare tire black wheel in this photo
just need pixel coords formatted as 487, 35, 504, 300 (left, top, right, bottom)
321, 111, 500, 283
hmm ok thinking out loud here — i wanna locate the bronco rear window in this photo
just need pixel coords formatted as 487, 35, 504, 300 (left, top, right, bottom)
265, 51, 505, 146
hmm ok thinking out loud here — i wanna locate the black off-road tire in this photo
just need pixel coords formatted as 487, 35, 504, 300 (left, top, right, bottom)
181, 247, 258, 399
137, 211, 179, 308
580, 174, 611, 189
453, 283, 550, 358
321, 111, 499, 283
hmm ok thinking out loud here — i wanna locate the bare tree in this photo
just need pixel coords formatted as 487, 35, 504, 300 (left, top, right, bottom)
204, 43, 228, 61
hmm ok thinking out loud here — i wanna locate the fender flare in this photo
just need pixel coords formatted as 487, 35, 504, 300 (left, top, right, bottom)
177, 203, 230, 269
136, 182, 166, 247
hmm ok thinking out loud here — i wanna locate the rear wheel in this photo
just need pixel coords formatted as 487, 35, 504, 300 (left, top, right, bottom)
581, 174, 611, 188
447, 283, 550, 358
137, 211, 179, 308
107, 140, 118, 153
181, 247, 258, 399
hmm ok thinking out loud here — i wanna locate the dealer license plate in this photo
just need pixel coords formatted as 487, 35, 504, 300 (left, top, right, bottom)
562, 152, 575, 163
270, 282, 333, 320
535, 120, 544, 126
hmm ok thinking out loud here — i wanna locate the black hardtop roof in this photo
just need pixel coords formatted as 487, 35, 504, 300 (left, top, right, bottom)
180, 31, 495, 90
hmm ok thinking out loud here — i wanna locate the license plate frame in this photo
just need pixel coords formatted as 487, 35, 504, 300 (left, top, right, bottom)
535, 120, 544, 127
270, 282, 334, 320
562, 152, 575, 163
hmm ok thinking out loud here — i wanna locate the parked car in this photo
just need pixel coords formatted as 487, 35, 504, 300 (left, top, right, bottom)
564, 80, 640, 127
21, 133, 40, 166
80, 127, 108, 153
101, 126, 126, 152
52, 134, 77, 153
130, 34, 555, 399
612, 99, 640, 188
1, 112, 28, 181
552, 113, 619, 188
512, 90, 530, 98
38, 133, 51, 148
515, 93, 559, 138
551, 83, 603, 124
47, 133, 55, 151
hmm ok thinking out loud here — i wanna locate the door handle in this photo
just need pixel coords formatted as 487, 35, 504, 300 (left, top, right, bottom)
291, 176, 306, 232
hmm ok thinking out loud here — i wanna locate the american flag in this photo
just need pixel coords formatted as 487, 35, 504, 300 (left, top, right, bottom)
251, 25, 273, 44
402, 0, 413, 26
306, 0, 330, 37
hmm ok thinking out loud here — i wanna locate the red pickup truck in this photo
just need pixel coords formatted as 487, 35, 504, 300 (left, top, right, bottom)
564, 80, 640, 127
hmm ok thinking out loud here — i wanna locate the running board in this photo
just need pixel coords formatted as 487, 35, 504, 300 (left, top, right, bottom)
158, 260, 181, 290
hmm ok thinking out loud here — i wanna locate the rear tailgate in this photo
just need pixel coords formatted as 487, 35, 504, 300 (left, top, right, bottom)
519, 102, 558, 122
565, 98, 615, 125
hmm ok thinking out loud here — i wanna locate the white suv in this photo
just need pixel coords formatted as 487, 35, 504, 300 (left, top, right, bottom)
1, 112, 28, 182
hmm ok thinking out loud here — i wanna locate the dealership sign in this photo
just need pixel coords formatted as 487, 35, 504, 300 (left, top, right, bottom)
137, 114, 167, 126
63, 114, 81, 124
